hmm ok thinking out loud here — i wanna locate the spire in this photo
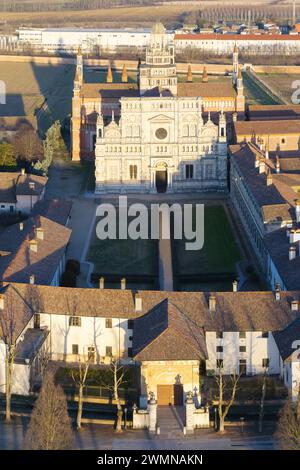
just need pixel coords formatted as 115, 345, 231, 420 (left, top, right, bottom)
122, 64, 128, 83
233, 42, 238, 54
202, 66, 208, 83
187, 64, 193, 82
238, 67, 242, 80
77, 46, 82, 56
107, 63, 113, 83
111, 109, 115, 122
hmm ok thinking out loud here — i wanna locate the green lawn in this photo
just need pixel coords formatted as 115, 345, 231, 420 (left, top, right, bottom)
174, 205, 242, 277
87, 213, 159, 289
242, 71, 279, 106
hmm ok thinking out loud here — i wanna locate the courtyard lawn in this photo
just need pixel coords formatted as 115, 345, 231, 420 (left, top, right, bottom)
242, 71, 280, 106
174, 205, 242, 286
87, 214, 159, 289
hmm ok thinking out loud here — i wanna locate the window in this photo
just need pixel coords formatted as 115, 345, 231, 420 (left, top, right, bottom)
69, 316, 81, 327
106, 346, 112, 357
128, 347, 133, 358
262, 358, 269, 368
216, 346, 223, 353
129, 164, 138, 180
216, 332, 223, 339
72, 344, 79, 355
239, 332, 246, 339
88, 346, 95, 362
239, 346, 246, 353
281, 137, 286, 145
239, 359, 247, 376
127, 319, 134, 330
262, 332, 269, 338
216, 359, 223, 369
105, 318, 112, 328
185, 164, 194, 179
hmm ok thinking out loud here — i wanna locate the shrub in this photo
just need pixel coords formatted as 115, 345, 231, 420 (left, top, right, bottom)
66, 259, 81, 276
61, 270, 76, 287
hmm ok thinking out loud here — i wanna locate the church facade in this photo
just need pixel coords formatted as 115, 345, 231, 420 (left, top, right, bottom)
71, 23, 245, 193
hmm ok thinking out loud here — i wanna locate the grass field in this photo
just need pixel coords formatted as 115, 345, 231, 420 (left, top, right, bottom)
258, 73, 300, 104
242, 71, 280, 106
173, 205, 242, 291
87, 213, 159, 290
0, 61, 75, 134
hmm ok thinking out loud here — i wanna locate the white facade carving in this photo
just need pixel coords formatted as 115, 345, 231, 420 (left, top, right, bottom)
95, 24, 228, 194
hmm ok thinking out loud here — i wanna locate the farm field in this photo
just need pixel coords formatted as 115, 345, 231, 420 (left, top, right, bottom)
258, 73, 300, 104
0, 60, 75, 134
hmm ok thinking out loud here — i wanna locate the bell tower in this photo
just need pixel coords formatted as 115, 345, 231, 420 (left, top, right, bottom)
71, 47, 83, 161
139, 22, 177, 96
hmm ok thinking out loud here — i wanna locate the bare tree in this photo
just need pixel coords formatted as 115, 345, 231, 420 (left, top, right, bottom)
277, 393, 300, 450
214, 365, 240, 433
13, 125, 43, 162
104, 360, 126, 433
258, 365, 268, 433
0, 296, 17, 422
71, 353, 92, 430
24, 370, 74, 450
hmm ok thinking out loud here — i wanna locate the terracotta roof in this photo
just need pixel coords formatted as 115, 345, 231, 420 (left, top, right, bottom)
234, 120, 300, 136
0, 216, 71, 285
0, 172, 47, 203
264, 228, 300, 290
133, 299, 207, 361
248, 104, 300, 121
2, 284, 300, 353
273, 317, 300, 361
81, 83, 138, 99
177, 82, 236, 98
175, 33, 300, 42
31, 199, 72, 226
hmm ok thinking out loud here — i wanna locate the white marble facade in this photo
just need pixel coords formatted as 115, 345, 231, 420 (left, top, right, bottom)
95, 23, 228, 194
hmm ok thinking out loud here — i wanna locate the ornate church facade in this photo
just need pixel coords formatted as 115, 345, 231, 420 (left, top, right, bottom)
71, 23, 245, 193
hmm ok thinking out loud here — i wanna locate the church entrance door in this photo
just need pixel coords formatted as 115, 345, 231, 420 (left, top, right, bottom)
156, 170, 167, 193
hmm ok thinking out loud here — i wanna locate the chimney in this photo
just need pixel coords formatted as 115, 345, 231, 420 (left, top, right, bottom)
21, 168, 25, 175
29, 240, 38, 253
29, 181, 35, 191
209, 295, 216, 312
295, 200, 300, 223
266, 172, 273, 186
291, 299, 299, 311
121, 278, 126, 290
265, 146, 269, 160
259, 159, 265, 174
232, 280, 238, 292
99, 277, 105, 289
29, 274, 35, 285
276, 155, 280, 174
289, 245, 297, 261
255, 154, 260, 168
19, 222, 24, 231
135, 294, 142, 312
0, 294, 4, 310
290, 229, 300, 244
36, 228, 44, 240
275, 283, 281, 301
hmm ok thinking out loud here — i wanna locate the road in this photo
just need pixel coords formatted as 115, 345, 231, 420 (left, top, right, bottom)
0, 419, 277, 450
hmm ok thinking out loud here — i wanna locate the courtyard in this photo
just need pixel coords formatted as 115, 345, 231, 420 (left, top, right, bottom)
85, 196, 243, 292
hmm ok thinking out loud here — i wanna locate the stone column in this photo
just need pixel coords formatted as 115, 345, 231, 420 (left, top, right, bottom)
185, 391, 195, 433
148, 393, 157, 433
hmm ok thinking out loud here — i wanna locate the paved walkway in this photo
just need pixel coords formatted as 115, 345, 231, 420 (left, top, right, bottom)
157, 406, 184, 438
159, 211, 174, 291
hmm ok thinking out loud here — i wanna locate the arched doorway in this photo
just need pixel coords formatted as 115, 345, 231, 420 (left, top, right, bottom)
155, 162, 168, 193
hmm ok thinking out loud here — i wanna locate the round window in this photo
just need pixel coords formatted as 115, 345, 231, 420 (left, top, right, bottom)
155, 128, 168, 140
